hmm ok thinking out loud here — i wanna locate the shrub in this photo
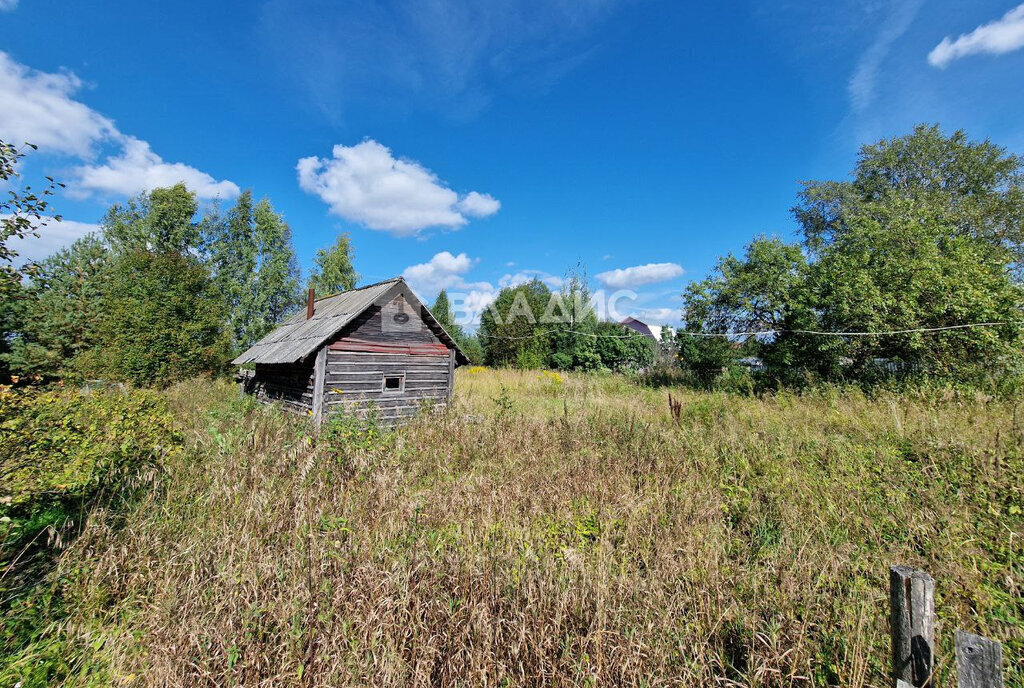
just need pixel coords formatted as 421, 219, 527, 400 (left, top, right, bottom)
0, 385, 182, 535
323, 408, 392, 456
0, 384, 183, 685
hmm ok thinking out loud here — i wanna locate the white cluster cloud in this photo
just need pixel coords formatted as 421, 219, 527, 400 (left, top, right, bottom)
0, 52, 116, 157
0, 0, 18, 13
596, 262, 684, 289
2, 215, 101, 265
456, 289, 501, 322
0, 51, 238, 200
402, 250, 490, 295
457, 191, 502, 218
297, 140, 500, 236
498, 270, 562, 290
71, 136, 240, 200
929, 3, 1024, 68
401, 250, 499, 325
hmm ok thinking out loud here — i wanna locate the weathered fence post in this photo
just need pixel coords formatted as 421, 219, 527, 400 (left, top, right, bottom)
955, 631, 1003, 688
312, 346, 327, 429
890, 565, 935, 688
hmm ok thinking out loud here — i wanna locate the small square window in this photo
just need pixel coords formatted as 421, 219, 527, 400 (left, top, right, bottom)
382, 373, 405, 393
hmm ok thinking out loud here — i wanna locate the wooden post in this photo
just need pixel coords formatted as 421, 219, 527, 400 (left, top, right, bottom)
890, 565, 936, 688
447, 349, 456, 403
312, 347, 327, 428
956, 631, 1003, 688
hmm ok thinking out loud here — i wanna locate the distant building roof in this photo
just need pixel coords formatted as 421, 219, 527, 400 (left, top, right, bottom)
620, 316, 663, 342
232, 277, 467, 366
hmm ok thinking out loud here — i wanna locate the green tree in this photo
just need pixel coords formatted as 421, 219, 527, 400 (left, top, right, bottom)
0, 140, 64, 382
432, 290, 455, 332
4, 179, 302, 383
251, 199, 302, 338
432, 288, 463, 346
103, 183, 200, 254
670, 331, 742, 387
796, 124, 1024, 264
6, 235, 110, 378
811, 197, 1023, 377
0, 142, 64, 266
593, 321, 655, 371
548, 264, 600, 370
204, 193, 302, 351
205, 191, 257, 350
0, 274, 23, 381
479, 279, 553, 368
432, 290, 487, 364
682, 237, 808, 335
309, 233, 357, 296
683, 125, 1024, 386
458, 333, 484, 365
681, 238, 809, 384
84, 250, 228, 386
795, 125, 1024, 379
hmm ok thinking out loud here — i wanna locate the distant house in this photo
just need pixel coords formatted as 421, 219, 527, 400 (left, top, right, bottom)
620, 316, 664, 342
736, 356, 765, 372
233, 277, 468, 425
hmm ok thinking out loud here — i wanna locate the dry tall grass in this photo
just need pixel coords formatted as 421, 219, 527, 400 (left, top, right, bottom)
49, 369, 1022, 686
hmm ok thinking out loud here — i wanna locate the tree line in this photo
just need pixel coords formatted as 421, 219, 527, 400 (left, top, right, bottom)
3, 124, 1022, 390
432, 266, 657, 372
671, 125, 1024, 390
459, 126, 1024, 389
0, 138, 654, 386
0, 151, 358, 386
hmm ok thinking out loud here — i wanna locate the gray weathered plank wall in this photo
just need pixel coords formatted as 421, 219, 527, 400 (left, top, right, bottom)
251, 361, 315, 414
324, 350, 451, 422
341, 296, 445, 345
322, 298, 453, 423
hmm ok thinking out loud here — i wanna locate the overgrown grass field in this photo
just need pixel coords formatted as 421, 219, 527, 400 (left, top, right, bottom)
2, 369, 1021, 686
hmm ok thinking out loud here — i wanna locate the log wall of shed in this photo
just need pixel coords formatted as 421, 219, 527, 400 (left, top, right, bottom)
250, 361, 315, 414
321, 297, 454, 423
324, 350, 452, 422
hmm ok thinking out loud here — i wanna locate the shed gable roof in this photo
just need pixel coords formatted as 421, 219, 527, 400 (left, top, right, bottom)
232, 278, 468, 365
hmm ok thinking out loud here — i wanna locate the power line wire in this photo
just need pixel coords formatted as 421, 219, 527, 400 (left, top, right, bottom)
688, 321, 1020, 338
472, 321, 1020, 340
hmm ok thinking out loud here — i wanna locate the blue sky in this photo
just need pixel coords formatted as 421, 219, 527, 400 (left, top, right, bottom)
3, 0, 1024, 326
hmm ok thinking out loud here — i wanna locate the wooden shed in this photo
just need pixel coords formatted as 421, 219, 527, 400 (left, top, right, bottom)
233, 277, 468, 425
